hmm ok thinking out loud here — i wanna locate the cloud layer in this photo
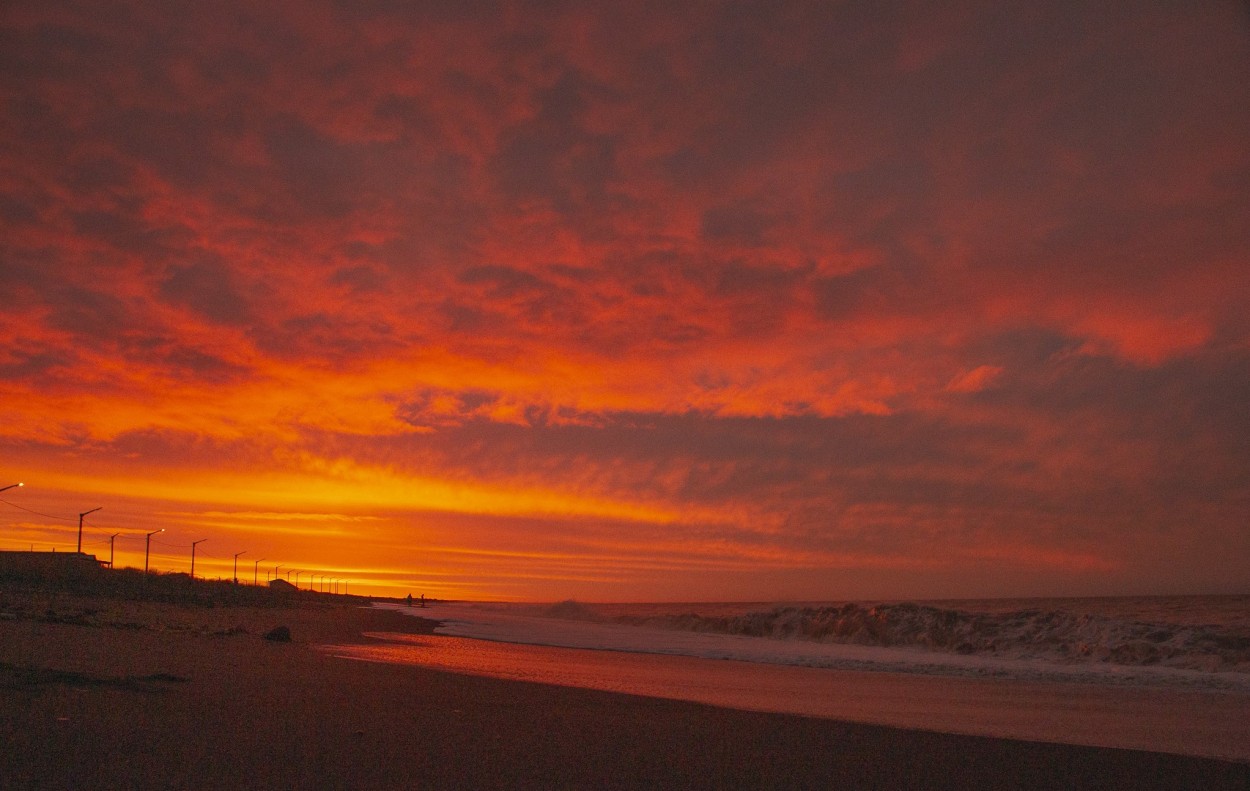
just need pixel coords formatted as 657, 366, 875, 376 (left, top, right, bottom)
2, 1, 1248, 598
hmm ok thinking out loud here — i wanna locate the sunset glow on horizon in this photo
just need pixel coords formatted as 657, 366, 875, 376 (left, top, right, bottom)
2, 1, 1248, 600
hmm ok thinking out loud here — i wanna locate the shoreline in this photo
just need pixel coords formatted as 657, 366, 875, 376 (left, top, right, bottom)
328, 628, 1250, 763
2, 591, 1246, 789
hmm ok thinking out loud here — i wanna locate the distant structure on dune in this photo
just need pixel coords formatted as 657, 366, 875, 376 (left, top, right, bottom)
0, 550, 107, 583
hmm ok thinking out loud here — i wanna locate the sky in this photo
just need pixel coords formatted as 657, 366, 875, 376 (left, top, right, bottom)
2, 1, 1248, 601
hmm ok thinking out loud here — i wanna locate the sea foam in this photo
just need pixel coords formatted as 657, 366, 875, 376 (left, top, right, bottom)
588, 602, 1250, 673
406, 598, 1250, 691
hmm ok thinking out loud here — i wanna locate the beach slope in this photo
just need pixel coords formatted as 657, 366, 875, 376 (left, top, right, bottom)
1, 594, 1245, 790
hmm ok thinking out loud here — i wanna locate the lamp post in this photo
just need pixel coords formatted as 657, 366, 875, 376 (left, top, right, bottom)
295, 570, 305, 589
77, 507, 102, 554
287, 568, 297, 582
254, 558, 265, 586
144, 529, 164, 573
190, 539, 207, 579
108, 533, 119, 568
232, 551, 246, 584
273, 565, 282, 583
0, 482, 23, 493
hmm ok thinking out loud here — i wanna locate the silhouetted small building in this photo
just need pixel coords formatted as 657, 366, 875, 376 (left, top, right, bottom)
0, 551, 107, 583
269, 578, 297, 592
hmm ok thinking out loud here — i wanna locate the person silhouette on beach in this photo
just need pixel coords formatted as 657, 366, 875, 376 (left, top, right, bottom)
406, 594, 413, 607
420, 594, 425, 608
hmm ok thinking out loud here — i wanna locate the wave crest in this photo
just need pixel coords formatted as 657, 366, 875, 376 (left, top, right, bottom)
615, 603, 1250, 672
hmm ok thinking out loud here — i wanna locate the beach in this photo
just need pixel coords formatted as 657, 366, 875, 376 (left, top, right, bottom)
1, 593, 1246, 790
5, 1, 1250, 784
331, 599, 1250, 763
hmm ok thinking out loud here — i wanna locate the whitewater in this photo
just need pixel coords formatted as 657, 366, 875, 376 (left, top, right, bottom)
410, 596, 1250, 686
322, 596, 1250, 761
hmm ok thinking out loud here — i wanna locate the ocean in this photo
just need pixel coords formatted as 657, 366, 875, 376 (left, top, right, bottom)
321, 595, 1250, 761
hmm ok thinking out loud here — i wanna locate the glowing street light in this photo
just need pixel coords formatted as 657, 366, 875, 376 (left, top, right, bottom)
144, 529, 164, 573
77, 507, 102, 554
253, 558, 265, 586
190, 539, 207, 579
233, 551, 246, 584
0, 482, 23, 493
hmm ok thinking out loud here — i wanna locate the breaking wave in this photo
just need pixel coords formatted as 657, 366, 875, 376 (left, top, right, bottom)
548, 601, 1250, 673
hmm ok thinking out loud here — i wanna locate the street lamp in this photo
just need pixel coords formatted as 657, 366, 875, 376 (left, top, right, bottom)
190, 539, 207, 579
253, 558, 265, 586
295, 570, 305, 589
273, 565, 282, 583
233, 551, 246, 584
144, 529, 165, 573
108, 533, 120, 568
0, 482, 23, 493
77, 507, 102, 554
287, 568, 298, 581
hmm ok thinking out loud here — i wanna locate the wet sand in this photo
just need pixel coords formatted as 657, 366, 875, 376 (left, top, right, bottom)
327, 630, 1250, 762
1, 594, 1246, 790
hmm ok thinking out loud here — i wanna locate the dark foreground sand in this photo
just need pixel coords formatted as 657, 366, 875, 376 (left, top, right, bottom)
1, 593, 1246, 790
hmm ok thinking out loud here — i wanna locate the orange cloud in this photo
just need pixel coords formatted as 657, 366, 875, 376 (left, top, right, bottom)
945, 365, 1003, 394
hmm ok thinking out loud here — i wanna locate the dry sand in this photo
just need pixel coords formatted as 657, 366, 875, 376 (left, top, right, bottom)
1, 591, 1246, 790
